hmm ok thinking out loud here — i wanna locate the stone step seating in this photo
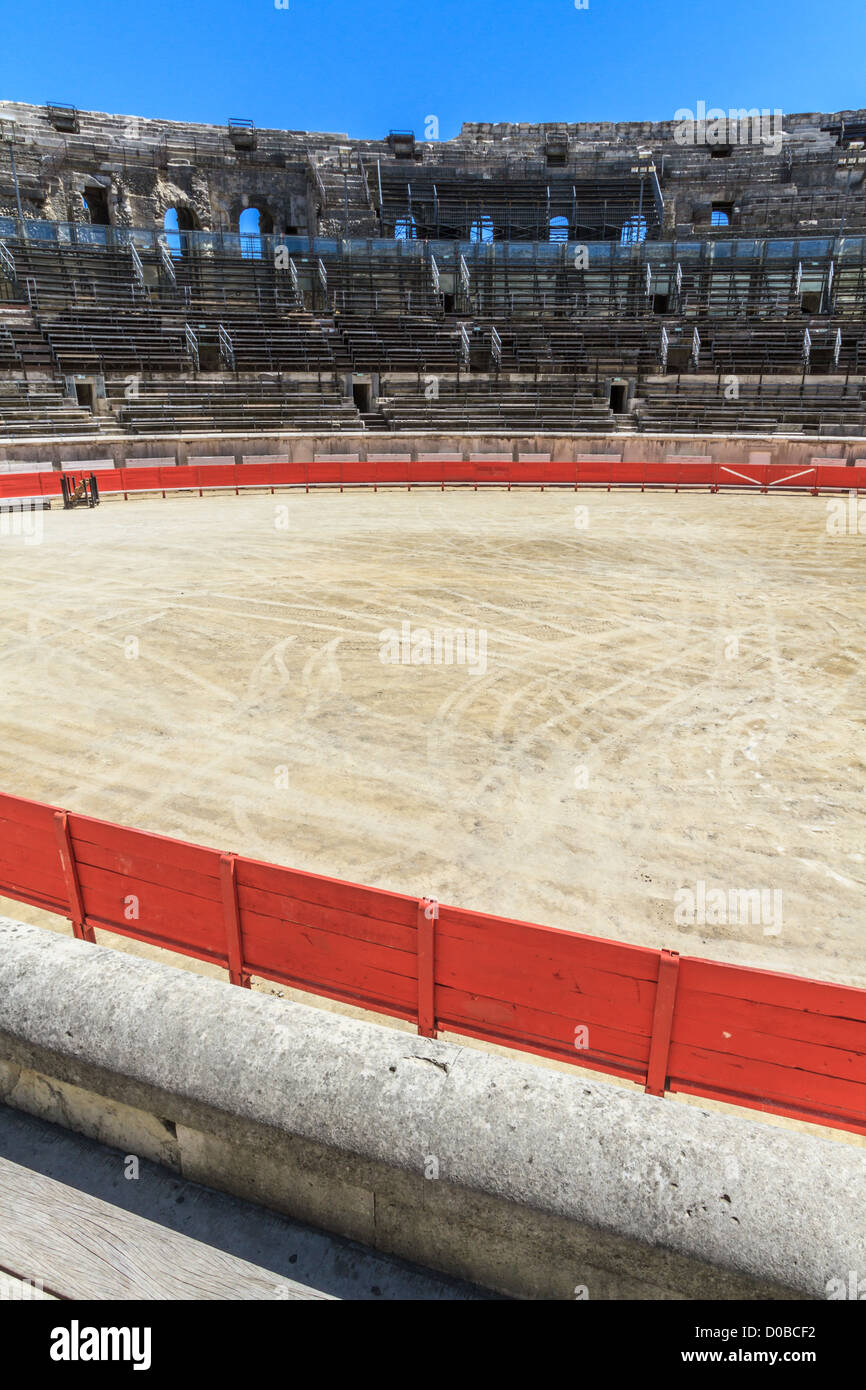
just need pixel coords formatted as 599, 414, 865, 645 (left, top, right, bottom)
328, 250, 441, 317
661, 146, 788, 184
468, 262, 655, 320
39, 308, 188, 371
831, 262, 866, 318
823, 325, 866, 373
638, 377, 866, 436
2, 318, 57, 373
0, 379, 105, 437
201, 312, 337, 372
337, 314, 462, 371
500, 317, 663, 374
104, 376, 360, 434
695, 320, 819, 373
378, 375, 614, 432
155, 249, 298, 313
5, 238, 142, 311
738, 201, 866, 236
679, 256, 813, 319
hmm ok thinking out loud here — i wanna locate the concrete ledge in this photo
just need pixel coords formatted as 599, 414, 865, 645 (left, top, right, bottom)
0, 429, 864, 471
0, 917, 861, 1300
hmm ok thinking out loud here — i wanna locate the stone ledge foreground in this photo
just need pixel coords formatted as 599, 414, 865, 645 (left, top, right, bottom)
0, 916, 860, 1300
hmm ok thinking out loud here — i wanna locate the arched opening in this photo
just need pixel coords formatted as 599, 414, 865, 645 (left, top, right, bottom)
163, 206, 198, 257
239, 205, 264, 259
711, 206, 731, 227
470, 215, 494, 244
620, 215, 648, 246
83, 186, 110, 226
549, 215, 569, 243
394, 214, 416, 240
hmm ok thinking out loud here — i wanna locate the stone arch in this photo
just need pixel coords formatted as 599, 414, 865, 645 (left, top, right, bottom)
233, 197, 275, 235
162, 204, 201, 256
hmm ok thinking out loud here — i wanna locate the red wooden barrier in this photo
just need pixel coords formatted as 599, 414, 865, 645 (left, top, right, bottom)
0, 789, 864, 1136
1, 458, 864, 503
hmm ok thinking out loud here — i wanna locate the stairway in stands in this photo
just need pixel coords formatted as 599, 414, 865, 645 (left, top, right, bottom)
359, 408, 390, 432
1, 304, 56, 376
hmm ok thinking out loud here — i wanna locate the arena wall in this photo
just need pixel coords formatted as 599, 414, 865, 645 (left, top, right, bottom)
1, 429, 865, 475
3, 917, 864, 1301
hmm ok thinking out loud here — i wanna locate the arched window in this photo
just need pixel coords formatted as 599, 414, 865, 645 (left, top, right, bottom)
549, 215, 569, 243
394, 214, 416, 240
470, 215, 494, 244
163, 207, 182, 257
239, 205, 263, 259
620, 215, 648, 245
163, 206, 198, 257
711, 207, 730, 227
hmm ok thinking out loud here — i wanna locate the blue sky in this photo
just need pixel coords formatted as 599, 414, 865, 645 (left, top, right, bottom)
1, 0, 863, 139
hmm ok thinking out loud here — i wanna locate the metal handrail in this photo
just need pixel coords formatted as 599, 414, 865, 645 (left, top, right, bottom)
184, 322, 199, 371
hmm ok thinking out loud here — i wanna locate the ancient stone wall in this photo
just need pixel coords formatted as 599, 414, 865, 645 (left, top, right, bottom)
1, 100, 863, 240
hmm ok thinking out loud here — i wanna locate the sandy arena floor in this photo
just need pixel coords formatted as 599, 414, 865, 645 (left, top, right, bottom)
0, 486, 864, 992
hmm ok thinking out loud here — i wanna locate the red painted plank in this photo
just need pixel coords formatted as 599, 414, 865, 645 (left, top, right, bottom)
117, 468, 162, 492
680, 956, 866, 1023
409, 462, 449, 484
435, 929, 658, 1029
237, 856, 417, 927
670, 1081, 866, 1136
70, 833, 222, 902
82, 916, 228, 969
0, 791, 62, 829
436, 984, 651, 1065
73, 869, 223, 954
674, 983, 866, 1053
671, 1010, 866, 1084
436, 903, 659, 979
240, 909, 418, 995
194, 465, 236, 487
0, 839, 67, 895
236, 465, 273, 488
0, 813, 61, 859
220, 854, 249, 988
270, 463, 307, 487
668, 1041, 866, 1118
236, 882, 416, 953
69, 815, 222, 879
417, 899, 436, 1037
0, 877, 68, 914
242, 936, 418, 1013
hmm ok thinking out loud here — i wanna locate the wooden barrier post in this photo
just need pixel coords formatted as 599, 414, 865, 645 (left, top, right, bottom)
220, 853, 251, 988
53, 811, 95, 943
417, 897, 438, 1038
645, 949, 680, 1097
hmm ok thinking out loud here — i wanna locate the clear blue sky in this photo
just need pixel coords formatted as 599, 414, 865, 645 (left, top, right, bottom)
1, 0, 863, 139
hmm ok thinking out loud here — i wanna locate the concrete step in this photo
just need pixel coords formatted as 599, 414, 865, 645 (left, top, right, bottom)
0, 1105, 501, 1301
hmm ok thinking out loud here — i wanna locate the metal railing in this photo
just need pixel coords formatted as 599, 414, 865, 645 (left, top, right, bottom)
129, 242, 145, 288
218, 323, 235, 370
0, 240, 16, 282
184, 322, 199, 371
460, 322, 470, 366
159, 239, 176, 283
